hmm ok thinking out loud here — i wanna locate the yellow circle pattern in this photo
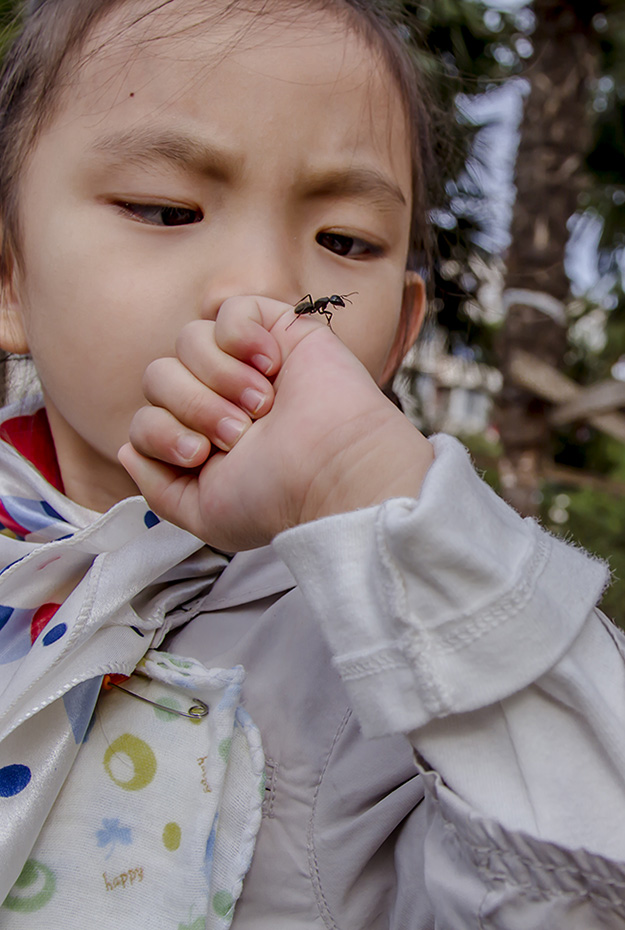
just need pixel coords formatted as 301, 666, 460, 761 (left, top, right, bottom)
162, 822, 181, 851
103, 733, 157, 790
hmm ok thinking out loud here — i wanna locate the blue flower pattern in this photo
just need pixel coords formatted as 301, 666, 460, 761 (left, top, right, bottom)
96, 818, 132, 859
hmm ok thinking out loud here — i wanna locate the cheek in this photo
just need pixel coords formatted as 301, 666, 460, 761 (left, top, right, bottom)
16, 275, 146, 425
342, 294, 403, 380
20, 248, 167, 366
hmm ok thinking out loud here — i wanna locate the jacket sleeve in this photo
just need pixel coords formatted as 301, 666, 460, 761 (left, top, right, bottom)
272, 434, 625, 928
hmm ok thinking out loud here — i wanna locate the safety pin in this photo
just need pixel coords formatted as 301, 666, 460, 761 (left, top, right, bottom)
103, 676, 209, 719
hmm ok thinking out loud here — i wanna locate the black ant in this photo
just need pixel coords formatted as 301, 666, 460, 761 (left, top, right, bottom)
285, 292, 357, 333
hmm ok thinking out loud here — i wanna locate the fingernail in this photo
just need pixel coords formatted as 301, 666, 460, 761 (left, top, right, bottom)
241, 387, 265, 415
217, 417, 247, 448
176, 434, 203, 462
252, 354, 272, 375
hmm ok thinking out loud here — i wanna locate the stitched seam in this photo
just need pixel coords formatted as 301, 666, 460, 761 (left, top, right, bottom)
441, 818, 625, 907
427, 530, 551, 653
376, 504, 451, 713
335, 645, 406, 680
307, 708, 352, 930
477, 888, 489, 930
335, 534, 550, 673
473, 857, 625, 892
479, 877, 625, 913
262, 758, 278, 819
375, 507, 409, 631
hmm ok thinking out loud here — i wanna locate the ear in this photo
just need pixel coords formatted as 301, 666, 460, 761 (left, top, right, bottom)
378, 270, 426, 387
0, 262, 29, 356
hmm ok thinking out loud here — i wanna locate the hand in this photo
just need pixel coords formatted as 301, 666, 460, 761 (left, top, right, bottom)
119, 295, 433, 551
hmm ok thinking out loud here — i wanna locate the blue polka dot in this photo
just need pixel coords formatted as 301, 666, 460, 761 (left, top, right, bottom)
42, 623, 67, 646
144, 511, 159, 528
0, 764, 31, 797
0, 605, 13, 632
41, 501, 64, 521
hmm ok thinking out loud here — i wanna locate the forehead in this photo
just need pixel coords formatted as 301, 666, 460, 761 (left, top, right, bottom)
54, 0, 411, 179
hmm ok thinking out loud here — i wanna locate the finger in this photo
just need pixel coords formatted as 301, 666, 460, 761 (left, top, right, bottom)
128, 404, 211, 468
266, 295, 348, 361
118, 442, 211, 540
142, 357, 252, 452
174, 319, 273, 417
214, 295, 290, 373
214, 294, 343, 375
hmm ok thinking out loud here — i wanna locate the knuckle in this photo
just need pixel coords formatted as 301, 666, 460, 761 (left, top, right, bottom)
216, 295, 243, 316
128, 405, 159, 446
175, 319, 213, 356
215, 296, 258, 336
179, 386, 215, 429
142, 356, 175, 395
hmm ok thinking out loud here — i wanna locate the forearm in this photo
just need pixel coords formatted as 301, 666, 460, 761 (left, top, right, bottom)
273, 435, 625, 856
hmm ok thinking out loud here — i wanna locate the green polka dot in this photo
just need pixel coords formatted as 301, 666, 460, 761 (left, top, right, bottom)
168, 656, 192, 671
177, 918, 205, 930
3, 860, 56, 912
259, 770, 266, 798
103, 733, 157, 790
212, 890, 234, 918
163, 821, 181, 851
153, 695, 182, 722
218, 738, 231, 763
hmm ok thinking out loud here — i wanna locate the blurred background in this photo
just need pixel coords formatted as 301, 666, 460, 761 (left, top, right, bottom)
0, 0, 624, 621
389, 0, 625, 626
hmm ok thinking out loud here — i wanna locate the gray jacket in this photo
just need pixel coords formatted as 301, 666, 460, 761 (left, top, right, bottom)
169, 549, 430, 928
169, 436, 625, 929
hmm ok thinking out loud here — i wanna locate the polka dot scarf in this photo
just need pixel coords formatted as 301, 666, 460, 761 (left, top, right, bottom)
0, 401, 264, 928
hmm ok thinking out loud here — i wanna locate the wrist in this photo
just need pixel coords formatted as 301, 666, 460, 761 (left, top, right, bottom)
299, 408, 433, 523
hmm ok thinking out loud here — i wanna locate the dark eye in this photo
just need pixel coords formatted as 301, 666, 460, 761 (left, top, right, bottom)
316, 231, 380, 258
120, 203, 203, 226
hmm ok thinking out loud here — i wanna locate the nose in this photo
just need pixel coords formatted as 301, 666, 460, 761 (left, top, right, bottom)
198, 218, 302, 319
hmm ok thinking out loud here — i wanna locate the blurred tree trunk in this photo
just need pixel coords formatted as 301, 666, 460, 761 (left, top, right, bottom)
496, 0, 599, 515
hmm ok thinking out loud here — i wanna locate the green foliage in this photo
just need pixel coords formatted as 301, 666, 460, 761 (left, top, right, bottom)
464, 429, 625, 629
541, 481, 625, 629
406, 0, 532, 87
402, 1, 625, 625
393, 0, 625, 363
585, 1, 625, 246
549, 427, 625, 630
389, 2, 527, 364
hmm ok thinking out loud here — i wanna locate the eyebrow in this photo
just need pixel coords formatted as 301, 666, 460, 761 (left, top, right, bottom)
89, 128, 407, 210
89, 128, 243, 180
300, 166, 408, 212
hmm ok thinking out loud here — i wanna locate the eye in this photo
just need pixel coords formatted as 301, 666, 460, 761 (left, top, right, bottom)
316, 231, 382, 258
119, 203, 203, 226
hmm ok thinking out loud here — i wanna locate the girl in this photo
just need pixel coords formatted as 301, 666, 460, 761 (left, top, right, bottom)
0, 0, 624, 927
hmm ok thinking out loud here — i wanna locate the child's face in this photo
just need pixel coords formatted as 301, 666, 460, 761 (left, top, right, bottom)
1, 2, 419, 510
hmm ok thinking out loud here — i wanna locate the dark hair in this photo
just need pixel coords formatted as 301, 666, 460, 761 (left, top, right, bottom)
0, 0, 437, 363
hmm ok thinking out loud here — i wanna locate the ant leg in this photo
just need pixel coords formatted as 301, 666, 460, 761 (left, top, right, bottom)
321, 309, 335, 332
286, 294, 315, 329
